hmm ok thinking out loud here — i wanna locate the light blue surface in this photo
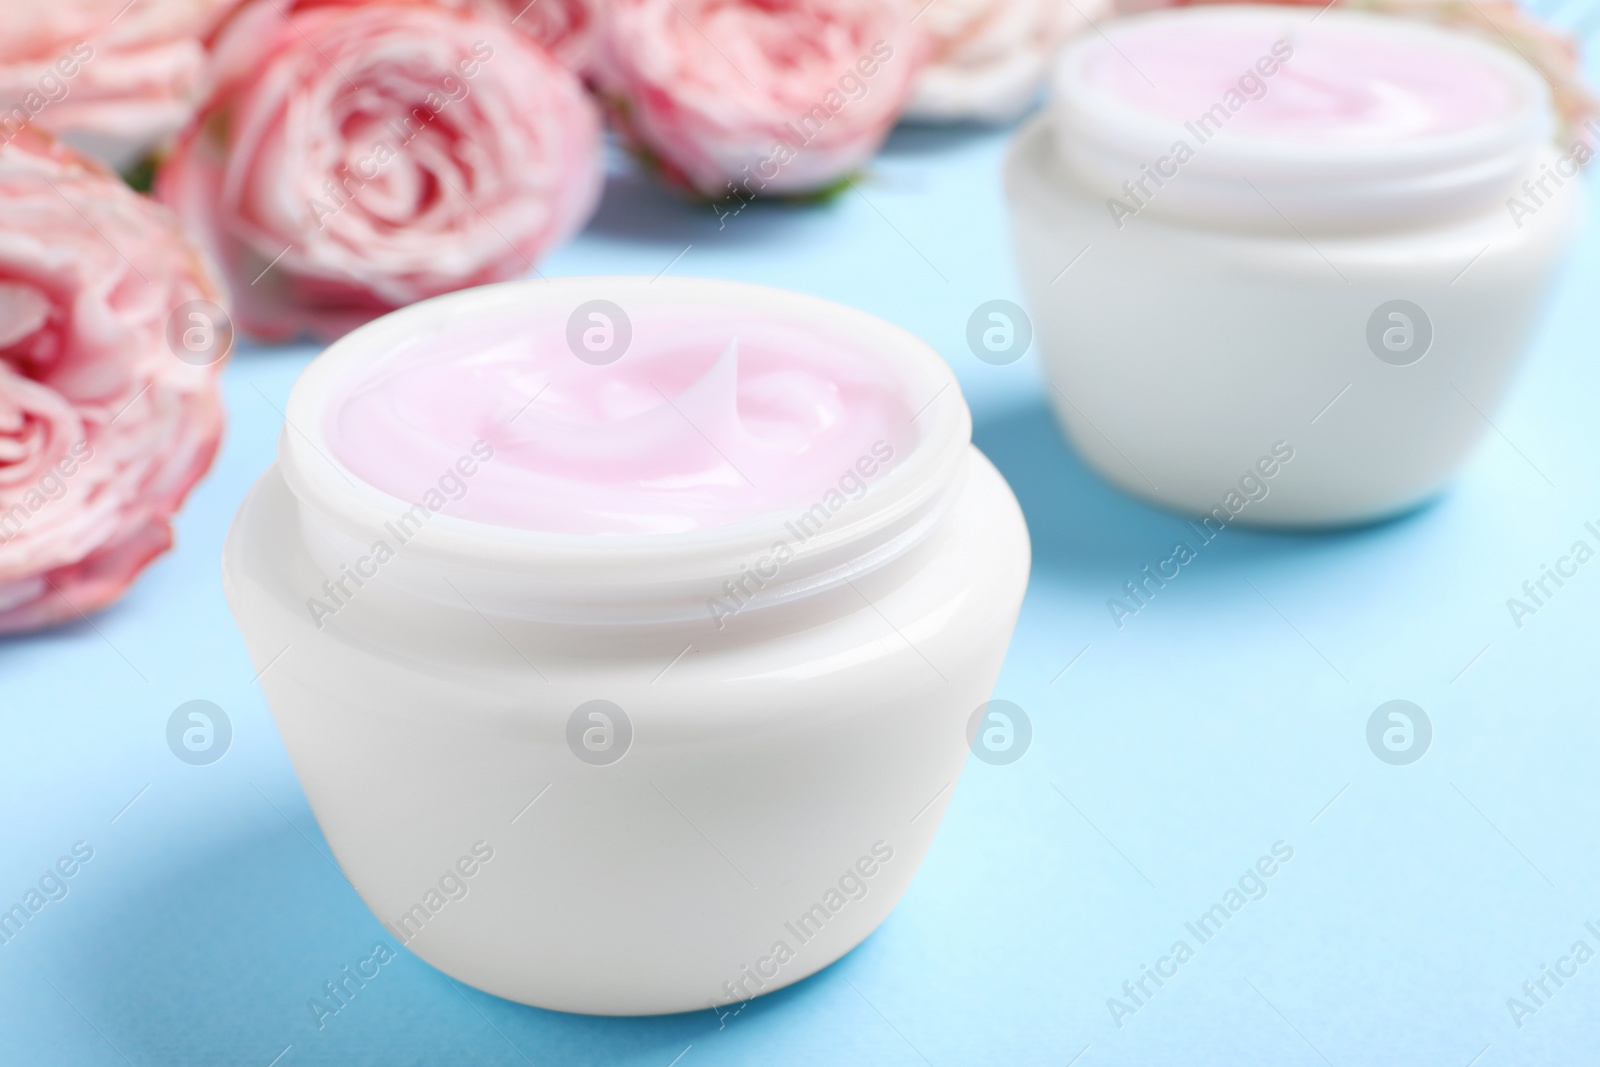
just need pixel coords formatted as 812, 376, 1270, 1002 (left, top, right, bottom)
4, 111, 1600, 1066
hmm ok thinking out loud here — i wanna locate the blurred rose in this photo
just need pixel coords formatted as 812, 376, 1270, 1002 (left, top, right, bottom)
158, 0, 602, 341
460, 0, 599, 76
294, 0, 602, 76
1114, 0, 1599, 140
0, 0, 237, 171
906, 0, 1109, 123
0, 131, 226, 635
598, 0, 925, 198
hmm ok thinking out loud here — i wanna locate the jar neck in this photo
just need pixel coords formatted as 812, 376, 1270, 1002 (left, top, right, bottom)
284, 446, 971, 628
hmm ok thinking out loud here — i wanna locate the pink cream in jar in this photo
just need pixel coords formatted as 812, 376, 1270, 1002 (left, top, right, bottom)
1081, 16, 1525, 145
327, 311, 918, 535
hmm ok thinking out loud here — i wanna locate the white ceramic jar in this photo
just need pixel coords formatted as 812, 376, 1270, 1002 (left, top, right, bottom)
223, 277, 1030, 1015
1007, 5, 1582, 525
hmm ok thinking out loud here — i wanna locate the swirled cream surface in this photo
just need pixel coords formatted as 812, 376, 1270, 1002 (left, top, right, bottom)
1080, 11, 1525, 144
325, 313, 918, 535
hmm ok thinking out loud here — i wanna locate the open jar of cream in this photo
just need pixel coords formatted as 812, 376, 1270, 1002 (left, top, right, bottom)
222, 276, 1030, 1015
1007, 5, 1582, 524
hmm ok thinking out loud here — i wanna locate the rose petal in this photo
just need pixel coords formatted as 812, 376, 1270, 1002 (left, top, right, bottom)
0, 281, 51, 349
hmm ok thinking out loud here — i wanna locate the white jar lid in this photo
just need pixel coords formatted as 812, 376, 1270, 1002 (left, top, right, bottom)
1050, 5, 1555, 231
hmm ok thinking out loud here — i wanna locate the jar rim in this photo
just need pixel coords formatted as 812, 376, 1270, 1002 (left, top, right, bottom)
278, 276, 973, 623
1048, 5, 1554, 230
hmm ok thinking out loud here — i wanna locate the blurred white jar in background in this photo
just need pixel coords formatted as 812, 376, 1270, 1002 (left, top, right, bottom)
1007, 5, 1583, 525
223, 276, 1030, 1016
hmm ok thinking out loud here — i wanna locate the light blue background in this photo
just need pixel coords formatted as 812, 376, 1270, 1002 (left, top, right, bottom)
4, 53, 1600, 1067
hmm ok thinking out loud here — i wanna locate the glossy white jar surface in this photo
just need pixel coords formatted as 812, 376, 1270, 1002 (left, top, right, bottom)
222, 277, 1031, 1015
1007, 6, 1583, 525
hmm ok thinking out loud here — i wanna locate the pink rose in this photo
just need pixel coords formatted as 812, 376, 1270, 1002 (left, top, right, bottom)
905, 0, 1110, 123
0, 0, 238, 170
0, 131, 226, 635
458, 0, 599, 76
158, 0, 603, 341
277, 0, 602, 78
598, 0, 925, 198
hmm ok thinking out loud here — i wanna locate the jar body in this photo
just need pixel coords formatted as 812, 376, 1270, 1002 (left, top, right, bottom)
1006, 116, 1582, 525
223, 447, 1029, 1015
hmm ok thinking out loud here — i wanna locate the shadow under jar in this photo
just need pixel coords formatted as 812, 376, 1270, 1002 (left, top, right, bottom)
1007, 4, 1583, 526
222, 276, 1030, 1015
